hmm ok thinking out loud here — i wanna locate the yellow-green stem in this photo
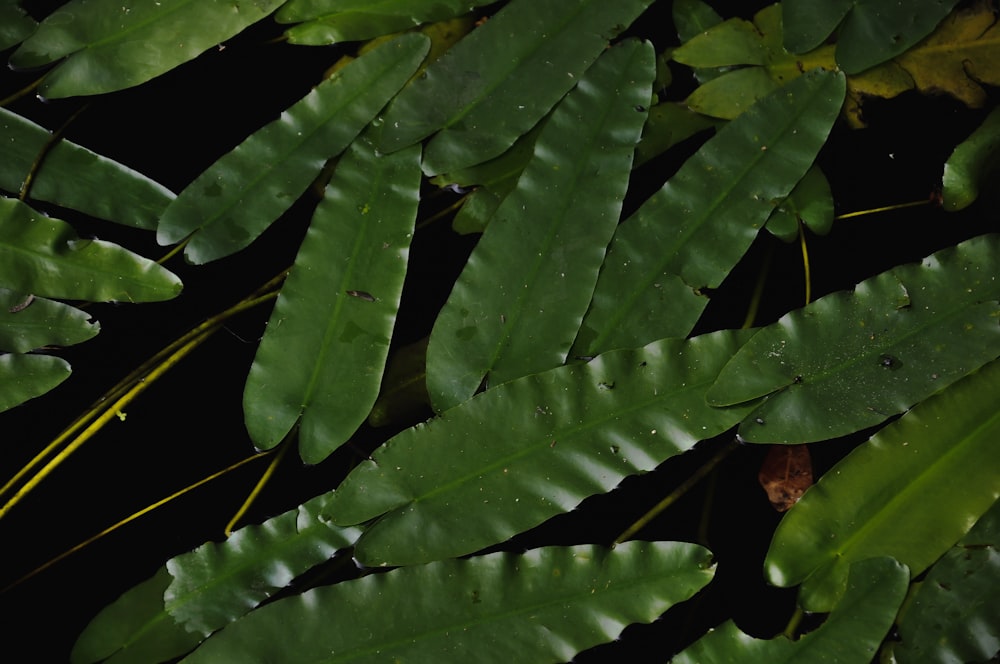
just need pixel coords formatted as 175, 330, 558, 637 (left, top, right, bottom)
225, 439, 291, 536
835, 199, 929, 220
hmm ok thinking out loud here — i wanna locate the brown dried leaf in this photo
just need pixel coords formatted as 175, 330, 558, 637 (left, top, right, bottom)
758, 444, 813, 512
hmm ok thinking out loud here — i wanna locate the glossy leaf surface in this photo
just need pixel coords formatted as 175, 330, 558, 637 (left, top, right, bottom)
889, 498, 1000, 664
782, 0, 960, 75
72, 495, 362, 664
425, 40, 654, 411
942, 106, 1000, 211
182, 542, 715, 664
10, 0, 285, 98
278, 0, 494, 45
157, 33, 428, 265
673, 557, 908, 664
0, 198, 181, 302
573, 69, 844, 357
0, 2, 36, 51
709, 233, 1000, 443
377, 0, 653, 174
243, 132, 422, 464
0, 289, 98, 352
329, 330, 756, 566
765, 358, 1000, 611
0, 108, 174, 229
0, 352, 70, 413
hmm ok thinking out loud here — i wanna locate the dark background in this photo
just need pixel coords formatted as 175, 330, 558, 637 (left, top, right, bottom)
1, 1, 997, 661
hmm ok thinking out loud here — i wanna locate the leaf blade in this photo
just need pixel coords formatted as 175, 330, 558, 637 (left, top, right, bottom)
0, 352, 70, 413
0, 289, 99, 353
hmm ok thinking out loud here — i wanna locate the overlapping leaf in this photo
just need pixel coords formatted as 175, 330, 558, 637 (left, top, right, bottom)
0, 197, 181, 302
0, 1, 36, 51
764, 358, 1000, 612
71, 494, 363, 664
673, 557, 908, 664
0, 289, 98, 352
277, 0, 494, 45
708, 233, 1000, 443
572, 69, 845, 358
157, 33, 429, 265
180, 542, 715, 664
888, 498, 1000, 664
9, 0, 285, 98
0, 352, 70, 413
765, 164, 833, 242
782, 0, 960, 74
377, 0, 654, 175
425, 40, 654, 411
942, 105, 1000, 211
328, 330, 756, 566
243, 130, 422, 464
0, 108, 174, 229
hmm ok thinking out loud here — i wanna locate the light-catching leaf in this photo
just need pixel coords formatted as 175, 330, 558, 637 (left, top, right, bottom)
328, 330, 756, 567
377, 0, 654, 175
888, 498, 1000, 664
0, 1, 36, 51
181, 542, 715, 664
0, 352, 70, 413
673, 557, 908, 664
425, 40, 654, 411
708, 233, 1000, 444
0, 108, 174, 230
0, 289, 98, 352
764, 357, 1000, 612
942, 105, 1000, 211
277, 0, 494, 45
157, 33, 428, 265
71, 494, 363, 664
9, 0, 285, 98
765, 164, 834, 242
781, 0, 960, 75
0, 197, 182, 303
243, 131, 422, 464
572, 69, 845, 358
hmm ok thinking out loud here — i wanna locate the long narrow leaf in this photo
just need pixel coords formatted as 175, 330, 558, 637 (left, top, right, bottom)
71, 495, 363, 664
0, 108, 174, 230
425, 40, 654, 411
181, 542, 715, 664
0, 198, 182, 302
328, 330, 756, 566
0, 352, 70, 413
708, 233, 1000, 443
243, 131, 422, 464
573, 69, 845, 357
157, 33, 429, 265
764, 357, 1000, 612
377, 0, 654, 175
673, 557, 908, 664
10, 0, 285, 98
0, 288, 98, 352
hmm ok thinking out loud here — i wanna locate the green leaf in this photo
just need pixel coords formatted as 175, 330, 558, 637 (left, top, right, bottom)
328, 330, 756, 567
72, 495, 363, 664
278, 0, 494, 45
765, 164, 833, 242
673, 0, 723, 44
0, 289, 99, 352
157, 33, 429, 265
243, 131, 422, 464
573, 69, 845, 358
181, 542, 715, 664
0, 198, 182, 303
0, 1, 36, 51
708, 233, 1000, 443
782, 0, 960, 75
942, 106, 1000, 211
10, 0, 285, 98
0, 352, 70, 413
425, 40, 654, 411
0, 108, 174, 230
367, 336, 430, 428
377, 0, 654, 175
888, 498, 1000, 664
633, 101, 720, 168
673, 557, 908, 664
764, 358, 1000, 612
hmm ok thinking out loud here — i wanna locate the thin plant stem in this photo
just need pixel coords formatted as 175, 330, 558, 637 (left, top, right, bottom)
783, 605, 805, 640
835, 198, 929, 220
0, 76, 42, 107
742, 243, 773, 329
225, 439, 291, 536
798, 219, 812, 305
19, 104, 89, 201
1, 450, 273, 593
415, 195, 467, 230
615, 439, 739, 544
